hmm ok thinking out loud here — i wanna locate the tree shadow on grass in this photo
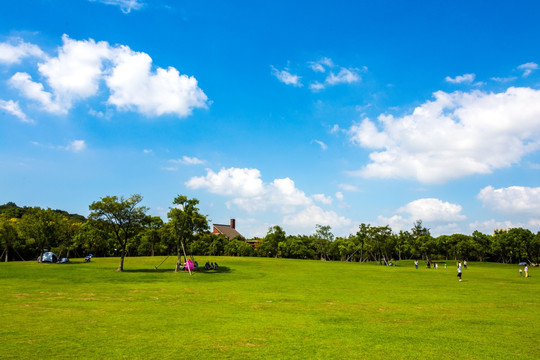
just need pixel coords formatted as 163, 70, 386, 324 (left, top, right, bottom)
121, 266, 232, 274
196, 266, 232, 274
122, 268, 176, 273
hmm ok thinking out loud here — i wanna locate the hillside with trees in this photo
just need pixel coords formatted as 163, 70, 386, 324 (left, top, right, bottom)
1, 198, 539, 265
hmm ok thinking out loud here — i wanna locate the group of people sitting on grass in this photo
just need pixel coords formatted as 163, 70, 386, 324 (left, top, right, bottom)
204, 261, 218, 270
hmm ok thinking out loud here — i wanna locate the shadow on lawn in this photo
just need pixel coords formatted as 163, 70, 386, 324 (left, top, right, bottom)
121, 266, 232, 274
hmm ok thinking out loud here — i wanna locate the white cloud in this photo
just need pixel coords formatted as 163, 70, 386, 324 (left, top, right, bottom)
312, 139, 328, 150
377, 198, 465, 236
170, 156, 205, 165
335, 191, 344, 201
186, 167, 265, 197
9, 72, 64, 113
308, 57, 334, 73
107, 45, 208, 117
330, 124, 341, 134
325, 67, 360, 85
312, 193, 332, 205
0, 39, 45, 64
89, 0, 144, 13
186, 167, 350, 233
283, 205, 351, 229
0, 99, 32, 123
3, 35, 208, 118
478, 185, 540, 216
491, 76, 517, 83
349, 118, 389, 148
42, 35, 113, 108
271, 65, 302, 86
349, 87, 540, 183
309, 81, 325, 91
398, 198, 465, 222
68, 140, 86, 152
309, 62, 325, 73
267, 178, 313, 209
445, 73, 475, 84
468, 219, 534, 234
518, 62, 538, 77
38, 35, 112, 110
338, 184, 359, 192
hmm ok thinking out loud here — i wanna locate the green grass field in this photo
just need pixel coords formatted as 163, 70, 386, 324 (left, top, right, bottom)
0, 257, 538, 359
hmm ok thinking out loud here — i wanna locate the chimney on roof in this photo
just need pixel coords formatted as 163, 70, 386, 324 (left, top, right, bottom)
230, 218, 236, 229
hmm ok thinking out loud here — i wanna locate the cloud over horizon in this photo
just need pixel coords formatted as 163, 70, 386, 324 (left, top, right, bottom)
349, 87, 540, 183
186, 167, 351, 233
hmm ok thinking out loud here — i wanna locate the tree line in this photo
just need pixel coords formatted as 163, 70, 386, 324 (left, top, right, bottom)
1, 195, 539, 270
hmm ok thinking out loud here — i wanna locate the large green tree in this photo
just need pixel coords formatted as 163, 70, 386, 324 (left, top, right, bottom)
314, 224, 334, 260
89, 194, 149, 271
18, 207, 67, 262
259, 225, 286, 258
0, 215, 19, 262
167, 195, 209, 272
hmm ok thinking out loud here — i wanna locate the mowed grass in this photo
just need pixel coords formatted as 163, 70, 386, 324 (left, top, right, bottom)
0, 257, 538, 359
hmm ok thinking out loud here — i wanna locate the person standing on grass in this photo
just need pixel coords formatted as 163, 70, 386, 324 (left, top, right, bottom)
524, 265, 529, 277
457, 262, 462, 281
464, 260, 468, 269
415, 260, 418, 269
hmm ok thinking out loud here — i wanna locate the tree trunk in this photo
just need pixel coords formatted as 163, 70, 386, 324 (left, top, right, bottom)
175, 239, 182, 272
117, 241, 127, 272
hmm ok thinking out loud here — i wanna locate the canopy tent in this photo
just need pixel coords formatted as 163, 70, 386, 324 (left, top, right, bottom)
39, 252, 58, 263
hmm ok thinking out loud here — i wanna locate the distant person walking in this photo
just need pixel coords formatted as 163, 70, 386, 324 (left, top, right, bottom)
524, 265, 529, 278
457, 262, 462, 282
414, 260, 418, 269
464, 260, 468, 269
520, 268, 523, 276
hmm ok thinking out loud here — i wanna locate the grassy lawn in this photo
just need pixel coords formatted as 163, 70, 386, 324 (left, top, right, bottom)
0, 257, 538, 359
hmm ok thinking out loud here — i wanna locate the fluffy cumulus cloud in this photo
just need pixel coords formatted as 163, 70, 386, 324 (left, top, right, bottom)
0, 39, 45, 64
2, 35, 208, 118
398, 198, 465, 222
186, 168, 265, 197
186, 167, 350, 231
478, 185, 540, 216
9, 72, 64, 113
349, 87, 540, 183
378, 198, 466, 235
107, 46, 207, 116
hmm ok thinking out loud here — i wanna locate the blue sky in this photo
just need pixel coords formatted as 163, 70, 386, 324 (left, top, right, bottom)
2, 0, 540, 238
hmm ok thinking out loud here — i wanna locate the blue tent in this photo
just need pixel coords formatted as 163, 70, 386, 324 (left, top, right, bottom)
39, 252, 58, 263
